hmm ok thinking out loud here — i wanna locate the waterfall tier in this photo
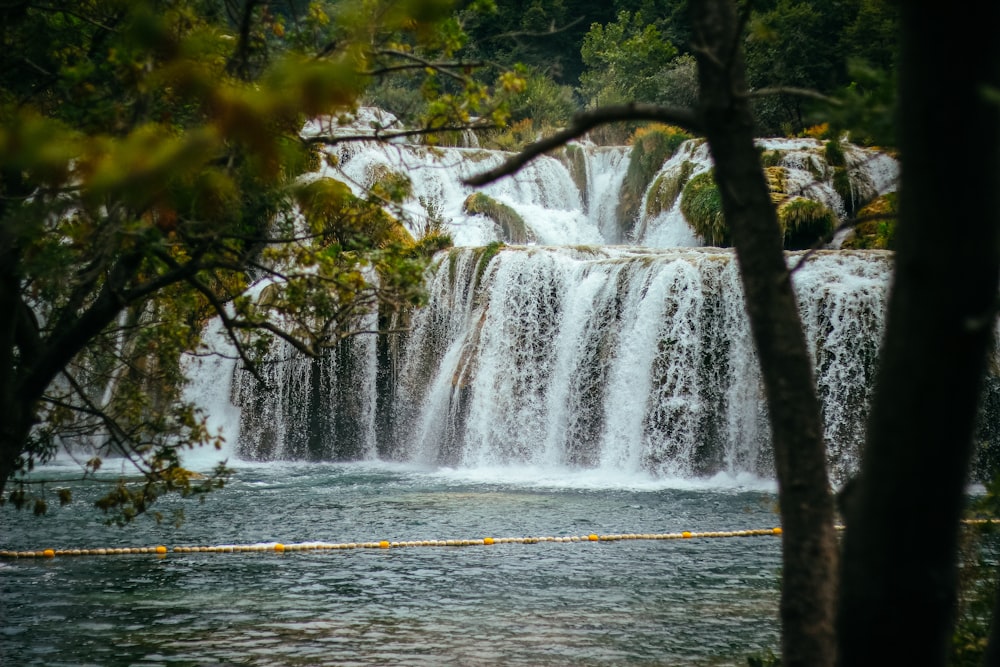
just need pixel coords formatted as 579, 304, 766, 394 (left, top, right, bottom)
314, 120, 897, 248
235, 246, 898, 483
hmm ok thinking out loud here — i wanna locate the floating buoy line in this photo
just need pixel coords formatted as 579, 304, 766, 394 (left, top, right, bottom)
6, 519, 999, 559
0, 528, 784, 559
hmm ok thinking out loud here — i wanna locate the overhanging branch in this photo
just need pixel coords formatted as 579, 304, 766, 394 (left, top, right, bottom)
463, 103, 703, 187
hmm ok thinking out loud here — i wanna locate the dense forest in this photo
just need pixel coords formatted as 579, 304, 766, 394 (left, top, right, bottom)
367, 0, 898, 143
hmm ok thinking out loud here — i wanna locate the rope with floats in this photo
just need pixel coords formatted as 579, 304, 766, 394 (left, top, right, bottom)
0, 527, 784, 559
7, 519, 999, 559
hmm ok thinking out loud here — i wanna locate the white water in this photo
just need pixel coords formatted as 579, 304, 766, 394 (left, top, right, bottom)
199, 116, 909, 482
357, 246, 892, 483
232, 247, 893, 483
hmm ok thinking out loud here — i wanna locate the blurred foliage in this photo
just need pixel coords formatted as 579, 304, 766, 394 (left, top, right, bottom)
0, 0, 519, 523
950, 478, 1000, 666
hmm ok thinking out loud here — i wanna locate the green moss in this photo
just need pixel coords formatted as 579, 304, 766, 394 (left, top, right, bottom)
645, 160, 694, 217
764, 166, 789, 203
841, 192, 898, 249
832, 167, 853, 211
825, 139, 847, 167
680, 170, 728, 246
777, 197, 837, 250
462, 193, 533, 244
759, 148, 784, 168
833, 165, 879, 217
473, 240, 505, 289
615, 125, 693, 239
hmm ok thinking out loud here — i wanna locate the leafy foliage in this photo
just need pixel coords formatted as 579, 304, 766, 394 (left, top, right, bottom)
0, 0, 516, 522
579, 10, 678, 109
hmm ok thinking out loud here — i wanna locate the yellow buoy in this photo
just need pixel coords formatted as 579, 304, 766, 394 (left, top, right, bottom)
43, 549, 55, 558
155, 545, 167, 555
483, 537, 494, 545
588, 534, 599, 541
682, 531, 692, 538
773, 527, 783, 535
274, 543, 285, 552
379, 541, 390, 549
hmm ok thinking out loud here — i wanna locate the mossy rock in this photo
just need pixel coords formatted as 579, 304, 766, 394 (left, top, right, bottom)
645, 160, 694, 218
615, 124, 693, 240
463, 193, 533, 244
364, 165, 413, 204
764, 166, 789, 204
472, 240, 505, 291
777, 197, 837, 250
679, 169, 836, 250
833, 165, 878, 217
759, 149, 784, 168
825, 139, 847, 167
841, 192, 898, 249
558, 143, 590, 210
680, 169, 727, 246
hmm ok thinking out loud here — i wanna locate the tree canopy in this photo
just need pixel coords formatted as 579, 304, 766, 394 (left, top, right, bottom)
0, 0, 520, 522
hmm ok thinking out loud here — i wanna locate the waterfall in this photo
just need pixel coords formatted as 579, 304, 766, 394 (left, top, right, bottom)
222, 116, 1000, 482
390, 247, 893, 482
233, 245, 899, 483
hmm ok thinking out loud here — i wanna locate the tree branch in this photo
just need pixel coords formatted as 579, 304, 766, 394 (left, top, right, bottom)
748, 86, 842, 105
303, 122, 501, 147
463, 103, 703, 186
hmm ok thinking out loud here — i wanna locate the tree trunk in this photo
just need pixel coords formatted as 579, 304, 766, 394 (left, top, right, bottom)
837, 6, 1000, 665
690, 2, 838, 666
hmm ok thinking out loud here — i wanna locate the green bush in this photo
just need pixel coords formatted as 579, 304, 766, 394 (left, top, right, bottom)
825, 139, 847, 167
777, 197, 837, 250
680, 170, 727, 246
508, 69, 577, 129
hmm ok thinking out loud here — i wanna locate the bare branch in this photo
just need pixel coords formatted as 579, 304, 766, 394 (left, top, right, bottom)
463, 103, 703, 187
366, 58, 487, 80
373, 49, 473, 84
303, 122, 501, 147
748, 87, 843, 106
478, 16, 586, 43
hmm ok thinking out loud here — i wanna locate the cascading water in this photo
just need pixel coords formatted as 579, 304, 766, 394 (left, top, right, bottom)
235, 245, 893, 483
227, 113, 1000, 483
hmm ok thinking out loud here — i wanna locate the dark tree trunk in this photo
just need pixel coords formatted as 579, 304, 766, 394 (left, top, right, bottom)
837, 6, 1000, 665
690, 2, 838, 666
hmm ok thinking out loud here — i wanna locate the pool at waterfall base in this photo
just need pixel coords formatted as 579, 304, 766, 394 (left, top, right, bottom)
2, 461, 783, 666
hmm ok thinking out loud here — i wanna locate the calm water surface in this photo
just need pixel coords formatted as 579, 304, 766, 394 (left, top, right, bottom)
1, 462, 782, 666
